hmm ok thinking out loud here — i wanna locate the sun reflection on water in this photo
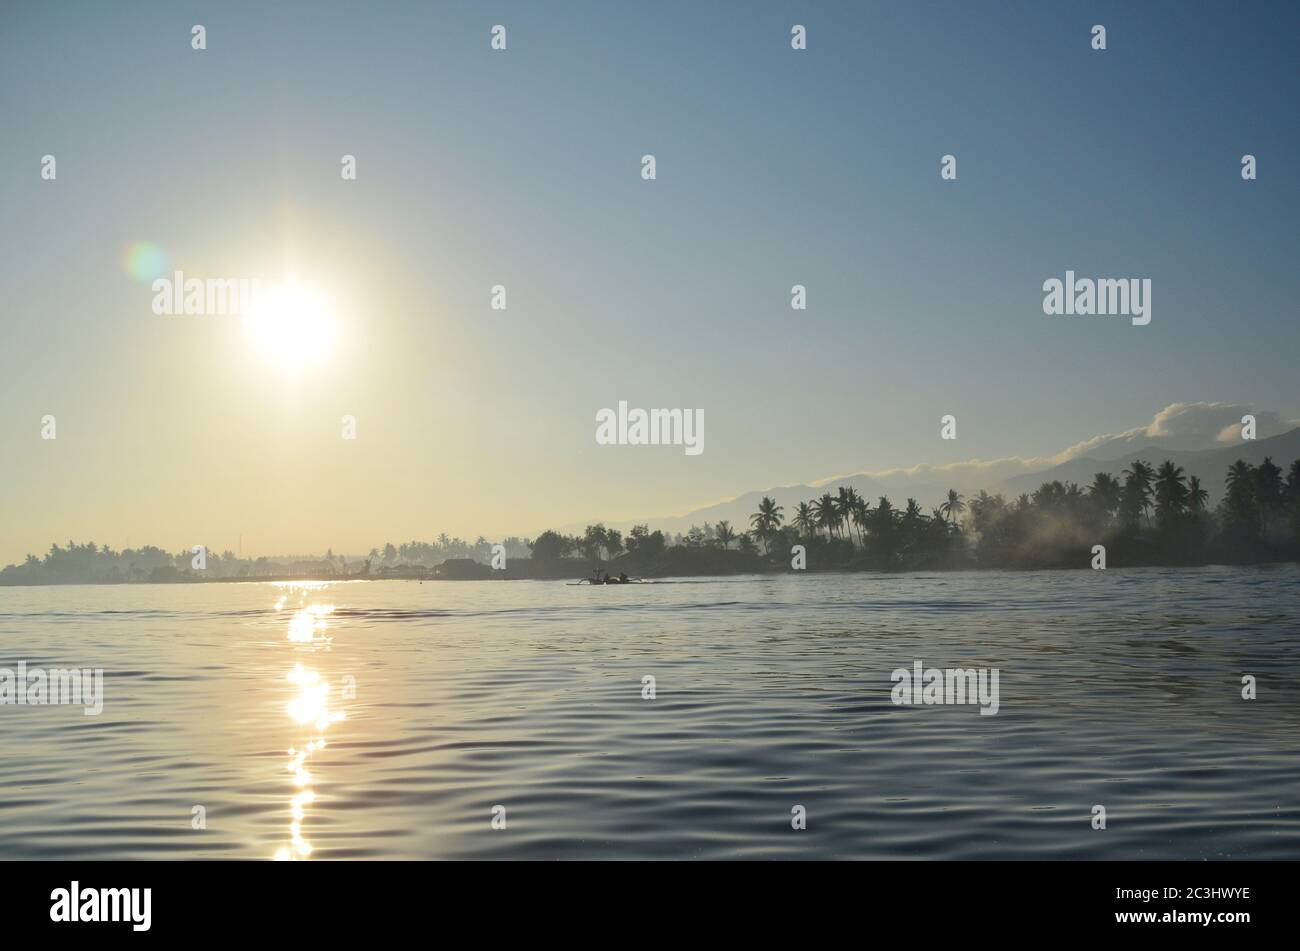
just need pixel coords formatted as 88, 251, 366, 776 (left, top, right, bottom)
287, 603, 335, 643
273, 583, 346, 861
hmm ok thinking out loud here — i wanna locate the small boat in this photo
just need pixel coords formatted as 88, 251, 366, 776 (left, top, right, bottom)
568, 571, 643, 585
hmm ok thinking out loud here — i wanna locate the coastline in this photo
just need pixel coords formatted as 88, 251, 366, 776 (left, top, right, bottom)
2, 556, 1297, 588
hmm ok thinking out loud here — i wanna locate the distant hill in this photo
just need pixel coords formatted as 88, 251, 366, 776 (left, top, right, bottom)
993, 427, 1300, 506
612, 427, 1300, 535
632, 475, 893, 536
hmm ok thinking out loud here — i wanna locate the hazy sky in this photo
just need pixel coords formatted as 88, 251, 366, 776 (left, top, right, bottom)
2, 1, 1298, 563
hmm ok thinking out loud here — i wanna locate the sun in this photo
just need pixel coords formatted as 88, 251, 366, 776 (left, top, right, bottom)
242, 281, 339, 374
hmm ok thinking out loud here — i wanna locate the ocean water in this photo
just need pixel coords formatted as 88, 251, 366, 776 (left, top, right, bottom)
1, 567, 1298, 860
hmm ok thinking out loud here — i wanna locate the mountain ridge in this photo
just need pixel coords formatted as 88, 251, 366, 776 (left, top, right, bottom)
578, 427, 1300, 536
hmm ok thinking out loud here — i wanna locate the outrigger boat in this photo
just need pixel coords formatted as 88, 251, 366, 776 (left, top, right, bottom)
568, 568, 644, 585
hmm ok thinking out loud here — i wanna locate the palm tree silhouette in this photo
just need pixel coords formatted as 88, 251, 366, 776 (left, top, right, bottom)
836, 487, 859, 546
1254, 456, 1285, 517
1086, 473, 1122, 521
939, 489, 966, 527
1153, 460, 1188, 525
1122, 460, 1155, 526
715, 520, 737, 550
852, 495, 871, 543
792, 503, 815, 540
812, 493, 837, 540
1226, 460, 1256, 503
901, 498, 925, 547
1224, 459, 1260, 540
750, 496, 784, 553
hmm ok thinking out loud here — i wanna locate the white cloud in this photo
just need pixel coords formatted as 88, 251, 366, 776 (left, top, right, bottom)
823, 403, 1298, 484
811, 456, 1052, 487
1055, 402, 1298, 460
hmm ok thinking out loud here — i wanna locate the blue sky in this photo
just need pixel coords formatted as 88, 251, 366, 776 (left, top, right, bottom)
1, 1, 1297, 560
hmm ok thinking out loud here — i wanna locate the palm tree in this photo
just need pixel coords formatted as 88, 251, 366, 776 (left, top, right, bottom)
939, 489, 966, 527
715, 520, 737, 550
852, 496, 871, 542
871, 497, 899, 562
836, 487, 859, 546
1086, 473, 1122, 522
1254, 457, 1285, 518
1186, 476, 1208, 513
750, 496, 784, 553
792, 503, 815, 540
901, 498, 925, 550
1122, 460, 1155, 526
1226, 459, 1255, 492
812, 493, 838, 540
1223, 460, 1260, 541
1153, 460, 1188, 527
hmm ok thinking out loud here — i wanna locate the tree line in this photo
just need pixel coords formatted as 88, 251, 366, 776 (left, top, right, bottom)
3, 457, 1298, 584
530, 456, 1300, 571
0, 536, 532, 585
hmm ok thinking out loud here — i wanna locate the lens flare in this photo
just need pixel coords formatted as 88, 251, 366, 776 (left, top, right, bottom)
122, 242, 169, 283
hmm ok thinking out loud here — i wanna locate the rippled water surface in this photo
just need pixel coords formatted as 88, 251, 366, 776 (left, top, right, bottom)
2, 567, 1298, 859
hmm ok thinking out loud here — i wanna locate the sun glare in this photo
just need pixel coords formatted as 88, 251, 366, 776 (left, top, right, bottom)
242, 281, 339, 374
